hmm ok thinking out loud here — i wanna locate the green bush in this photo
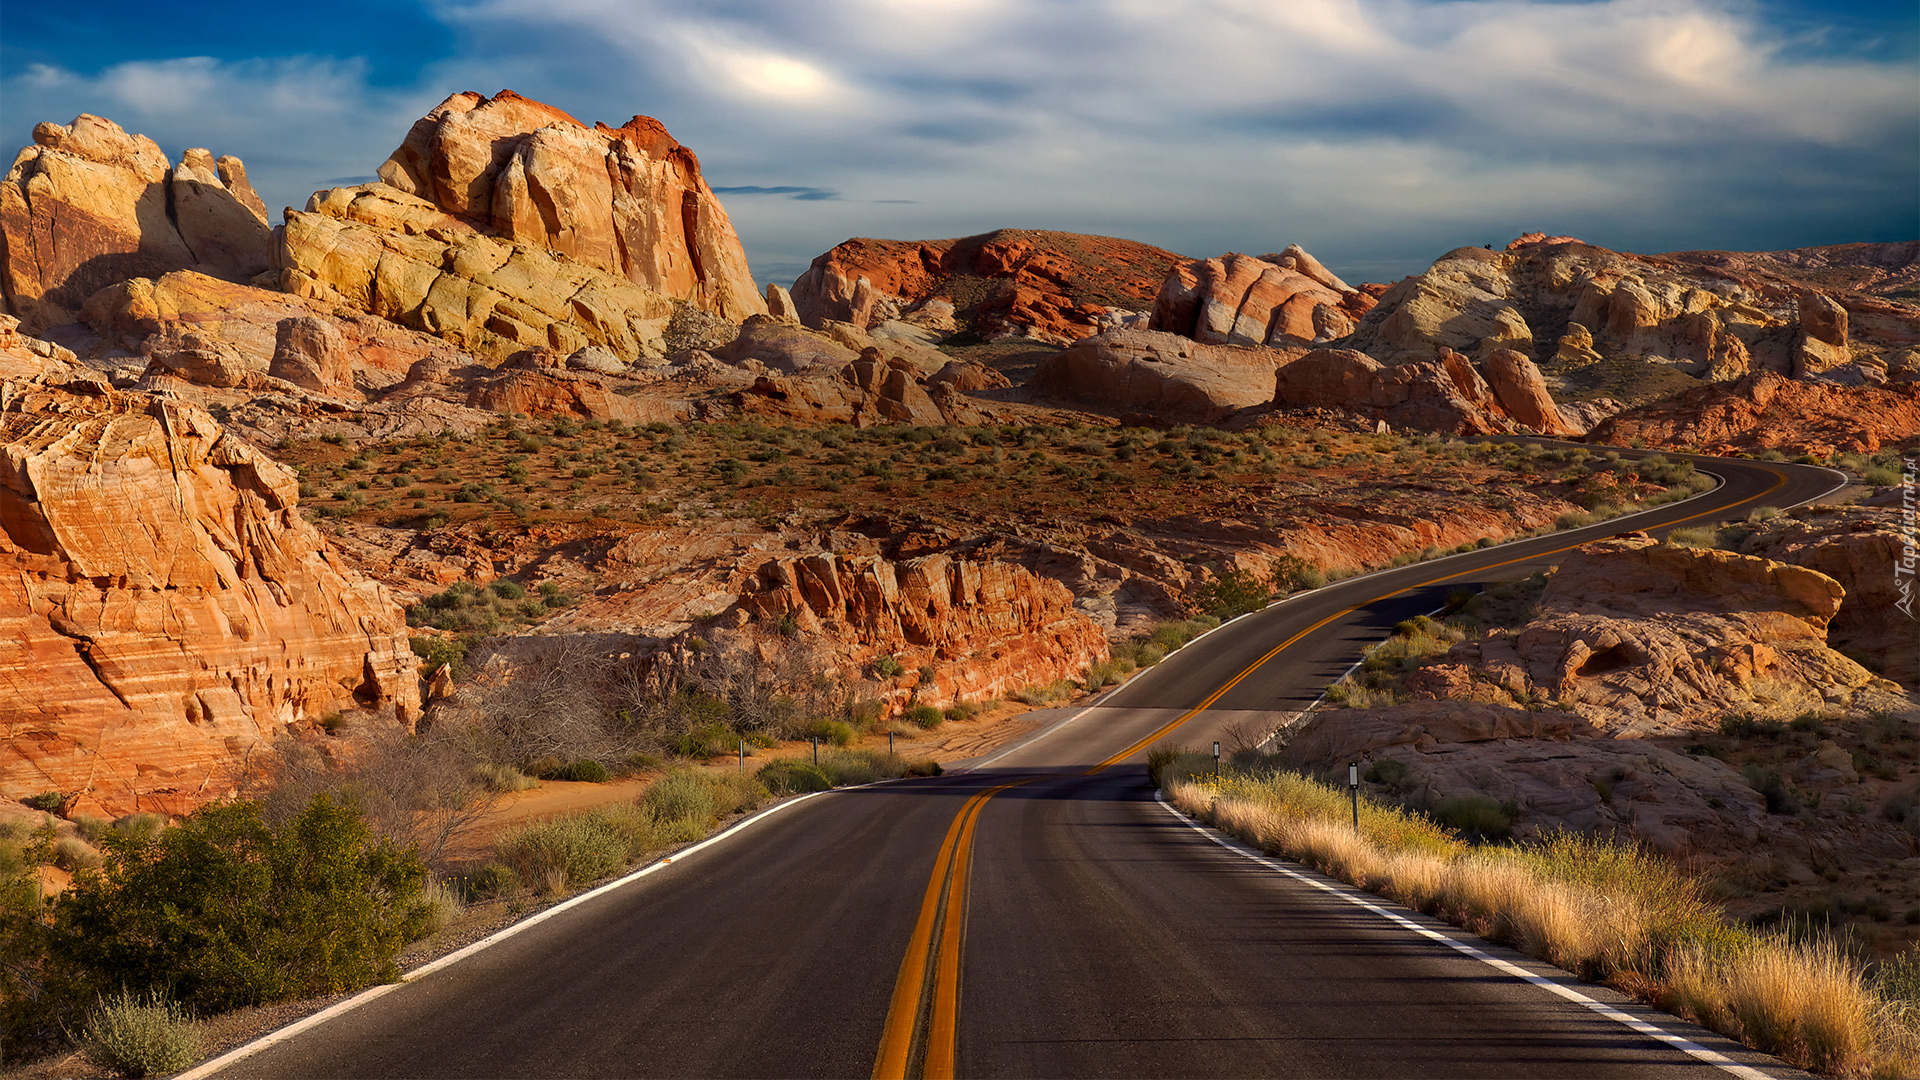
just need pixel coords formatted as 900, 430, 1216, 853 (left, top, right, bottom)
542, 760, 610, 783
1432, 794, 1517, 841
22, 791, 62, 812
493, 809, 645, 894
1195, 567, 1271, 619
50, 795, 429, 1015
805, 719, 856, 746
79, 991, 200, 1078
641, 770, 718, 829
906, 704, 944, 730
757, 759, 834, 795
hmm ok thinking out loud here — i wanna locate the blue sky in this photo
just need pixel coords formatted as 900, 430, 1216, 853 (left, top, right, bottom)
4, 0, 1915, 288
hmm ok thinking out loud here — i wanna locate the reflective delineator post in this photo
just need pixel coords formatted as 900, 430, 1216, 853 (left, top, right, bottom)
739, 739, 745, 774
1213, 741, 1221, 777
889, 730, 895, 757
1349, 762, 1361, 834
812, 736, 819, 766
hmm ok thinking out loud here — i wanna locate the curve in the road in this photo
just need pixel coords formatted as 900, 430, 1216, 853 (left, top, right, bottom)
192, 448, 1838, 1080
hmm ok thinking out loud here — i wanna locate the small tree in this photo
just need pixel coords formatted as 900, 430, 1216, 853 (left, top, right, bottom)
51, 795, 429, 1014
1267, 553, 1323, 595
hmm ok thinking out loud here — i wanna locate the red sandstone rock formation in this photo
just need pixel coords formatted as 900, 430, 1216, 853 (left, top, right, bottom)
737, 551, 1109, 706
1590, 373, 1920, 456
737, 350, 986, 427
0, 376, 417, 816
1148, 246, 1375, 347
1, 114, 272, 330
790, 229, 1181, 345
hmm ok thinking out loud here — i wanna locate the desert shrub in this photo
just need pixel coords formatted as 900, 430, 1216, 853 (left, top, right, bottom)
531, 759, 610, 783
68, 815, 110, 844
104, 814, 165, 848
1195, 566, 1271, 619
907, 704, 944, 730
50, 795, 429, 1015
473, 763, 539, 793
1268, 554, 1323, 594
1365, 758, 1411, 786
50, 838, 98, 872
1666, 525, 1725, 549
1431, 794, 1518, 842
494, 808, 647, 895
872, 655, 905, 678
21, 792, 62, 813
805, 719, 856, 747
641, 770, 719, 832
79, 991, 200, 1078
757, 760, 834, 795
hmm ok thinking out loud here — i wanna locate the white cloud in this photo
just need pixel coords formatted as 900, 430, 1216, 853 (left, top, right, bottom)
5, 0, 1910, 284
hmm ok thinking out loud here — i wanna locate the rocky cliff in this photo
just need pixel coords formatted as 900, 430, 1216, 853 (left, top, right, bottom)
0, 338, 417, 816
1, 114, 273, 331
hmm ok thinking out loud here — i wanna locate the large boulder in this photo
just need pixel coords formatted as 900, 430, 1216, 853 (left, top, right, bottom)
790, 229, 1180, 345
1271, 347, 1576, 435
1030, 328, 1285, 420
1148, 247, 1373, 348
376, 90, 764, 321
1, 114, 272, 330
0, 381, 417, 816
711, 314, 859, 373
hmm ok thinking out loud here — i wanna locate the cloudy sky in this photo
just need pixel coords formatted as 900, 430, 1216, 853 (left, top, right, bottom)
4, 0, 1914, 287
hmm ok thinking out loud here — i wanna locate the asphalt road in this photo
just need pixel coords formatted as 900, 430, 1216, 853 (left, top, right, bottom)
199, 453, 1839, 1079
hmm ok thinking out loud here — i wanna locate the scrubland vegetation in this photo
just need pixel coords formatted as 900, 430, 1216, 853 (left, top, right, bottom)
1155, 753, 1920, 1077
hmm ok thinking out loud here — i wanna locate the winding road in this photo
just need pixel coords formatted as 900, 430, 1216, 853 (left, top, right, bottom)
196, 451, 1841, 1079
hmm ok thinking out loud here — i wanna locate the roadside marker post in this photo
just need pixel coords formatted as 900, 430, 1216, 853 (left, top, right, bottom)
812, 736, 819, 766
889, 730, 895, 756
739, 739, 745, 774
1213, 741, 1221, 777
1349, 763, 1360, 833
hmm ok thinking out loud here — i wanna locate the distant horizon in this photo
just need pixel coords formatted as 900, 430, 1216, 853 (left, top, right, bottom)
6, 0, 1915, 290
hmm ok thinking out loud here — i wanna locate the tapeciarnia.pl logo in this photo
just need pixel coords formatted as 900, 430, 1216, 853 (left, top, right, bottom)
1898, 456, 1917, 620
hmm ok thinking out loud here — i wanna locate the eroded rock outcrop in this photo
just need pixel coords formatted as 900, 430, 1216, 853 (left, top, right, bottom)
1271, 347, 1580, 435
277, 90, 764, 363
790, 230, 1180, 345
0, 379, 417, 816
738, 551, 1109, 705
1591, 373, 1920, 456
1148, 247, 1374, 348
376, 90, 763, 321
1, 114, 272, 330
1030, 328, 1286, 420
1346, 238, 1920, 389
737, 350, 987, 427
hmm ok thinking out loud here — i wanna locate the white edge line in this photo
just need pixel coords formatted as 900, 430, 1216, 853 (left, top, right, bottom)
982, 453, 1841, 767
1151, 792, 1781, 1080
176, 789, 831, 1080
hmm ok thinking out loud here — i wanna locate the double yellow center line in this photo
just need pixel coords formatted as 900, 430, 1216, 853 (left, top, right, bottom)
870, 460, 1794, 1075
1084, 462, 1791, 775
872, 779, 1032, 1079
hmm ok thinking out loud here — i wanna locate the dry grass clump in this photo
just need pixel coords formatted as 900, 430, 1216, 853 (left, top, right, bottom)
1164, 763, 1918, 1077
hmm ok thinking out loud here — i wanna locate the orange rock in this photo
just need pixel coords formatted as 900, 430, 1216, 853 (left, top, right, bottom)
1149, 250, 1355, 347
790, 229, 1180, 344
0, 382, 417, 816
1031, 329, 1289, 421
1591, 374, 1920, 456
1484, 349, 1579, 435
376, 90, 764, 322
1, 114, 271, 330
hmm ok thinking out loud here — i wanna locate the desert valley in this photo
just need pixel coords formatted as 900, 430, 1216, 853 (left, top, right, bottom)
0, 86, 1917, 1078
